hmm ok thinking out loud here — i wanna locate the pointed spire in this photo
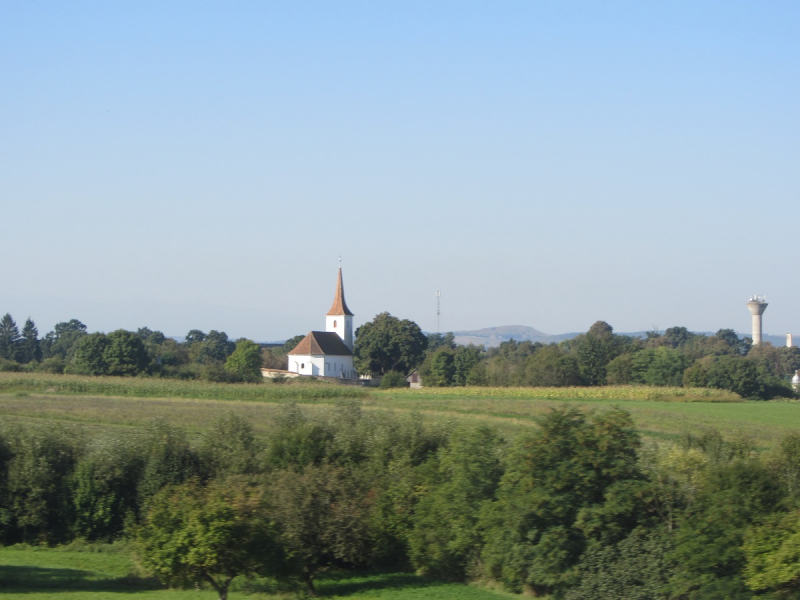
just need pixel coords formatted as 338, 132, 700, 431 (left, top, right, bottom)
326, 267, 353, 316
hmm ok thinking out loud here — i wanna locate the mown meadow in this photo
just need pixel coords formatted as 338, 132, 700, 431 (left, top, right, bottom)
1, 373, 798, 447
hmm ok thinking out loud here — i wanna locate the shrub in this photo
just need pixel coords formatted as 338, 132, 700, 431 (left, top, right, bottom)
379, 371, 407, 389
36, 357, 65, 374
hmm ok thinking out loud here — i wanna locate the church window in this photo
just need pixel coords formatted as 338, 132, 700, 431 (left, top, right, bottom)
333, 320, 337, 328
301, 363, 305, 369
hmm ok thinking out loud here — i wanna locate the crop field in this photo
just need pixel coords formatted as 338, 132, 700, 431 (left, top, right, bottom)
0, 544, 512, 599
0, 374, 799, 446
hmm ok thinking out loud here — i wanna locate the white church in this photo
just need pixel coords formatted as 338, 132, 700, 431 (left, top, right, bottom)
286, 268, 357, 379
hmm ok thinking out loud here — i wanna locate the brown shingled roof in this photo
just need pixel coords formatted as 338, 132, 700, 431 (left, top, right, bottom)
287, 331, 353, 356
326, 267, 354, 316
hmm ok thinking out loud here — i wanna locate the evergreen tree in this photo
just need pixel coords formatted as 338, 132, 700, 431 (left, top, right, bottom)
19, 318, 41, 364
0, 314, 21, 361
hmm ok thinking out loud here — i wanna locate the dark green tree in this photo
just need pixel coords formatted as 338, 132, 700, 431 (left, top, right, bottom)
683, 359, 710, 388
197, 330, 235, 364
185, 329, 206, 344
354, 312, 428, 376
137, 421, 200, 505
104, 329, 149, 376
779, 346, 800, 378
605, 353, 635, 384
0, 314, 21, 361
18, 318, 42, 363
2, 424, 81, 544
378, 370, 407, 388
425, 348, 456, 387
662, 326, 694, 349
715, 329, 741, 351
271, 463, 373, 596
42, 319, 87, 360
566, 530, 673, 600
453, 346, 482, 386
70, 333, 111, 375
525, 345, 582, 386
409, 426, 504, 579
480, 407, 646, 595
427, 332, 456, 352
72, 432, 146, 541
631, 347, 692, 387
706, 355, 766, 399
573, 321, 626, 386
197, 413, 263, 480
136, 327, 166, 345
670, 458, 784, 598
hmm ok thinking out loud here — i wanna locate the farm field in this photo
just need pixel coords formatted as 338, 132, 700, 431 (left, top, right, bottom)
0, 374, 799, 446
0, 544, 512, 600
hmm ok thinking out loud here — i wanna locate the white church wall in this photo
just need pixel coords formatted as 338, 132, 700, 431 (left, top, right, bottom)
325, 314, 353, 350
288, 355, 325, 376
288, 354, 355, 378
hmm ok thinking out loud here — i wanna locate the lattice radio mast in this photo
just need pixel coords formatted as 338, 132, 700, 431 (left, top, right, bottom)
436, 291, 441, 333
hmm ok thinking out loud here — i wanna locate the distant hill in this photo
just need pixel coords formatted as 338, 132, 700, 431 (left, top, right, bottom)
452, 325, 793, 349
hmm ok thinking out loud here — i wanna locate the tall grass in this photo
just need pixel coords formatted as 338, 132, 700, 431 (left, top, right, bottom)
0, 373, 368, 402
378, 385, 743, 402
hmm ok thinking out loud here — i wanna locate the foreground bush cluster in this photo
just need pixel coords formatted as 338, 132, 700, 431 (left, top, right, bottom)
3, 402, 800, 598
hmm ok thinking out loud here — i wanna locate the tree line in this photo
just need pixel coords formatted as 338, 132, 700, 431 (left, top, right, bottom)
3, 403, 800, 598
0, 314, 266, 382
3, 310, 799, 399
401, 321, 799, 399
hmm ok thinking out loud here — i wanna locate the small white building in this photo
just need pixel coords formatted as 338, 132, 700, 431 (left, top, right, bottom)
286, 267, 356, 379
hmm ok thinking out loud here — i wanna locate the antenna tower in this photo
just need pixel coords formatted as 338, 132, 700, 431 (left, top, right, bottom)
436, 291, 441, 334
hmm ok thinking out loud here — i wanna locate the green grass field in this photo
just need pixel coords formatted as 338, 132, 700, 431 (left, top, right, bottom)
2, 373, 800, 597
1, 373, 799, 447
0, 373, 800, 447
0, 544, 512, 599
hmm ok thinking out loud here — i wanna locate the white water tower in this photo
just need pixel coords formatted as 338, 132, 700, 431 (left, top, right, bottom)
746, 295, 768, 346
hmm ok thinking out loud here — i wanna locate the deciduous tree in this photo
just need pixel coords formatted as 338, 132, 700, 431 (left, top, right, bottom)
197, 330, 235, 364
271, 463, 373, 596
136, 478, 283, 600
480, 407, 645, 595
70, 333, 111, 375
354, 312, 427, 376
224, 339, 263, 382
105, 329, 149, 376
42, 319, 87, 359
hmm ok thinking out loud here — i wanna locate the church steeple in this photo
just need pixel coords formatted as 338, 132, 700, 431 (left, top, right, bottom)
326, 267, 353, 316
325, 267, 354, 350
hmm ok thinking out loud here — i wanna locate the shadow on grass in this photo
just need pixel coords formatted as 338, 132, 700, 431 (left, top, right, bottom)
0, 564, 161, 593
315, 571, 444, 597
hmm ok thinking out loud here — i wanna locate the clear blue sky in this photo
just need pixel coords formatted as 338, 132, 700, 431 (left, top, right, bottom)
2, 1, 798, 340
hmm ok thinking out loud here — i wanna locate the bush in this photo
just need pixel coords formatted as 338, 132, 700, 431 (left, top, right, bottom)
36, 357, 65, 374
379, 371, 407, 389
0, 358, 22, 372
